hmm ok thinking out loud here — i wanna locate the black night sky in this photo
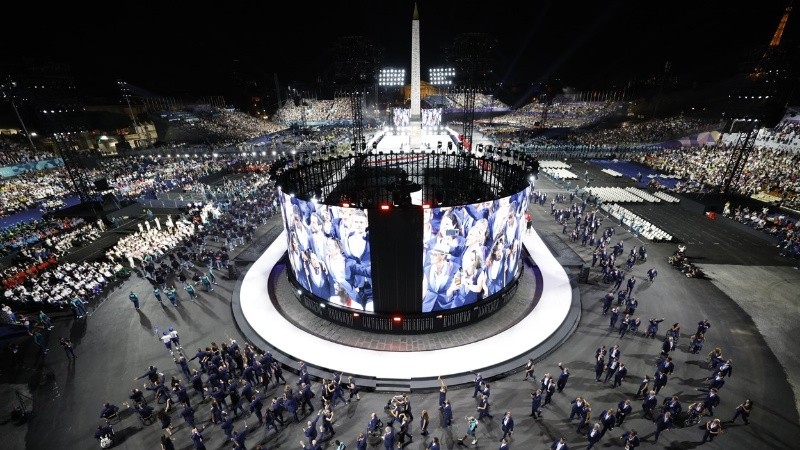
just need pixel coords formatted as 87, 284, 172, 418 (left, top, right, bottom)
1, 1, 798, 113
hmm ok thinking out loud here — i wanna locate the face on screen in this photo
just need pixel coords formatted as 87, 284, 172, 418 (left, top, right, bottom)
279, 196, 373, 311
421, 190, 528, 312
350, 212, 368, 234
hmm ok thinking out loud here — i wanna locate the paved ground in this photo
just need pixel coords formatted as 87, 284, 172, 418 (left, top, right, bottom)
1, 163, 799, 450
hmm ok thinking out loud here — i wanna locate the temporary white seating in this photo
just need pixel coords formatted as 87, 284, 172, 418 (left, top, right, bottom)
600, 203, 673, 242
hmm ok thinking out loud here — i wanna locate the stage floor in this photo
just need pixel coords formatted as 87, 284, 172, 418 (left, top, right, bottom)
237, 228, 573, 382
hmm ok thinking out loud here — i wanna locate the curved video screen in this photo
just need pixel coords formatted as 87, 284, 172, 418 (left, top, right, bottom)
277, 187, 373, 311
422, 187, 530, 313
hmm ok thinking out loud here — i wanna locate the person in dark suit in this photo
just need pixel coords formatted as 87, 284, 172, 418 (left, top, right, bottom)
498, 437, 509, 450
501, 411, 514, 439
568, 397, 586, 420
642, 391, 658, 420
397, 414, 412, 446
703, 388, 721, 416
697, 319, 711, 336
700, 418, 722, 443
653, 370, 668, 394
530, 390, 543, 418
660, 336, 673, 356
604, 358, 620, 383
612, 363, 627, 388
556, 363, 570, 392
602, 292, 614, 315
608, 344, 620, 361
550, 436, 569, 450
616, 400, 632, 426
663, 396, 682, 416
299, 382, 314, 413
586, 423, 602, 449
442, 400, 453, 427
654, 411, 673, 442
730, 399, 753, 425
539, 373, 552, 392
657, 356, 675, 375
472, 372, 484, 398
609, 307, 620, 330
300, 439, 322, 450
381, 426, 395, 450
636, 375, 651, 398
621, 430, 640, 448
594, 356, 605, 382
367, 412, 383, 436
356, 433, 368, 450
303, 414, 320, 446
544, 379, 557, 406
599, 408, 616, 436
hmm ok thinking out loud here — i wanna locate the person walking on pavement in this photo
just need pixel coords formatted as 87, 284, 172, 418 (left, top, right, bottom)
523, 358, 536, 381
201, 274, 213, 292
129, 291, 140, 310
60, 337, 77, 360
32, 329, 48, 355
730, 399, 753, 425
501, 411, 514, 440
167, 327, 181, 352
700, 418, 722, 444
185, 283, 197, 301
165, 287, 178, 306
160, 331, 174, 354
38, 311, 53, 330
556, 363, 570, 392
653, 410, 673, 442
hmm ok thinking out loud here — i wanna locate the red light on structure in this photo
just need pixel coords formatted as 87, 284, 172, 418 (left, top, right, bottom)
422, 203, 431, 209
341, 203, 350, 208
353, 313, 360, 317
392, 316, 402, 322
380, 204, 391, 210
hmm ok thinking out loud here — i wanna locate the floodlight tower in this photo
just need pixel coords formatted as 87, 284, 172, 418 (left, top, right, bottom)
331, 36, 379, 154
446, 33, 496, 151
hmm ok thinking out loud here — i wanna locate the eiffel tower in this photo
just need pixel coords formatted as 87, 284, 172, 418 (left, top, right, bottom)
722, 2, 796, 195
750, 1, 793, 81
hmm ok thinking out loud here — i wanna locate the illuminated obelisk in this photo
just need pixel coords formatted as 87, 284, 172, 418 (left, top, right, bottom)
409, 2, 422, 150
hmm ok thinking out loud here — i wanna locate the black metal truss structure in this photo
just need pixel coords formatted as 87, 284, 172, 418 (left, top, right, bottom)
721, 119, 759, 196
276, 150, 529, 208
446, 33, 496, 151
329, 36, 380, 155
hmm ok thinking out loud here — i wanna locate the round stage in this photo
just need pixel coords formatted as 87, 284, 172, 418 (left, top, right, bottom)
233, 228, 576, 391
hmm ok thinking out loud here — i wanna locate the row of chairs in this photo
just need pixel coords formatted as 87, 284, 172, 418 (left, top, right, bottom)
542, 168, 579, 180
538, 160, 572, 169
625, 187, 661, 203
653, 191, 680, 203
601, 168, 623, 177
589, 186, 645, 203
602, 203, 674, 242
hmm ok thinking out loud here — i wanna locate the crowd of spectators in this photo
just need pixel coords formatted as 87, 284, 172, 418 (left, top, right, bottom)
486, 101, 625, 131
0, 135, 57, 166
155, 107, 288, 146
0, 217, 99, 258
2, 259, 119, 308
0, 168, 73, 218
637, 145, 800, 208
273, 97, 355, 125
